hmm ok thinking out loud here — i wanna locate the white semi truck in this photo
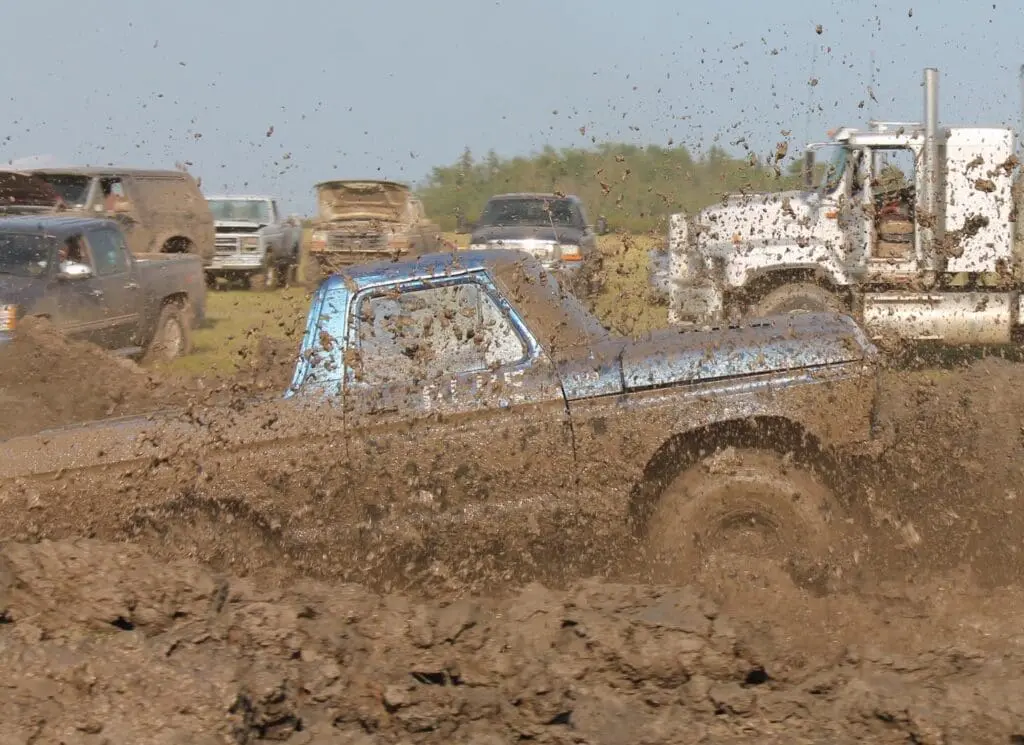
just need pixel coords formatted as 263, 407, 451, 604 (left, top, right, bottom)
664, 67, 1024, 347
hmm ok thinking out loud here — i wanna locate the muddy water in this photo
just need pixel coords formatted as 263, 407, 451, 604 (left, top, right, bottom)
4, 323, 1024, 741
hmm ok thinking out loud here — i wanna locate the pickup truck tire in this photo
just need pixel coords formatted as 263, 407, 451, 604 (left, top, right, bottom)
751, 283, 844, 317
645, 447, 844, 587
143, 301, 192, 363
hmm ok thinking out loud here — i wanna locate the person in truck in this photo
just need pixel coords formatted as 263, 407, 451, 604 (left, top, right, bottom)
56, 235, 87, 271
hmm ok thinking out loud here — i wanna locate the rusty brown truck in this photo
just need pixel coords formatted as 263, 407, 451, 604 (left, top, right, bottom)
0, 167, 215, 263
306, 179, 444, 276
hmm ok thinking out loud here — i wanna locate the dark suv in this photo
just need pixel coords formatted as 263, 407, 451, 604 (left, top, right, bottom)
467, 193, 603, 296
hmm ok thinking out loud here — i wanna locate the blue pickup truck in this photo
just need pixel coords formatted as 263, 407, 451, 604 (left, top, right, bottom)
0, 249, 880, 585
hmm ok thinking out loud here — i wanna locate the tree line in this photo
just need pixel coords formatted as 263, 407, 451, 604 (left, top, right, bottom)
416, 143, 813, 234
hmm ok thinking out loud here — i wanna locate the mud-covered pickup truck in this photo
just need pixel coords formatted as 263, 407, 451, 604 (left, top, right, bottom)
306, 180, 444, 277
0, 215, 205, 360
0, 250, 878, 588
205, 194, 302, 290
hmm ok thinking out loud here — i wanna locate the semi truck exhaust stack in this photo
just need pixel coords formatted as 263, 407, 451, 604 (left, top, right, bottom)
922, 67, 941, 272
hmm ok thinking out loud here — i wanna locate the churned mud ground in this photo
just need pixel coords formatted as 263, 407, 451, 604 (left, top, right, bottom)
6, 316, 1024, 741
0, 316, 296, 439
4, 539, 1024, 744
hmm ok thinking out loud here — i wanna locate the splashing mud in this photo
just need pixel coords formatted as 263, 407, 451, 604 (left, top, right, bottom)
5, 324, 1024, 741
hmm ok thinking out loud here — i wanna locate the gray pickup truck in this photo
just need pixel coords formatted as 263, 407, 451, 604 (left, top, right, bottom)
205, 195, 302, 290
0, 215, 206, 360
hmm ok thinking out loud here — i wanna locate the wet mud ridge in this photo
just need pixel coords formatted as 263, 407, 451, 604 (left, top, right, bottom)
0, 317, 295, 440
4, 539, 1024, 744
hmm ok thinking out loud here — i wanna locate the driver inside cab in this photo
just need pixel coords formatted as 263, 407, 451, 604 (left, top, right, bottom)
55, 236, 87, 272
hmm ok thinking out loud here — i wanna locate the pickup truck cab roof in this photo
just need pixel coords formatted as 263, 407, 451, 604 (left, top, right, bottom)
0, 215, 120, 235
291, 249, 877, 403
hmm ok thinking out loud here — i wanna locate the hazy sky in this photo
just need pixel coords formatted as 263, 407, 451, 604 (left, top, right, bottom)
2, 0, 1020, 213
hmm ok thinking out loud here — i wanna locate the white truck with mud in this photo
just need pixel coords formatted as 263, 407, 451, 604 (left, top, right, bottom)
205, 195, 302, 290
662, 67, 1024, 349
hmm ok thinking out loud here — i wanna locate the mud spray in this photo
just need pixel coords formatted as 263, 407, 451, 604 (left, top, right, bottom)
4, 318, 1024, 742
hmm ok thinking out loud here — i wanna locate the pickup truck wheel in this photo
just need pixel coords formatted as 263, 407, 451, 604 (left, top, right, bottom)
143, 302, 192, 363
751, 283, 843, 317
645, 448, 845, 589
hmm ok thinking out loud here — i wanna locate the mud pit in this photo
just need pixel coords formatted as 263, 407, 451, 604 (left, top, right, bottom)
6, 327, 1024, 741
5, 539, 1024, 744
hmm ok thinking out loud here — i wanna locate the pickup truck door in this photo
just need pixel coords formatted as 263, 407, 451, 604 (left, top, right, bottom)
81, 226, 141, 350
52, 233, 111, 346
336, 274, 578, 584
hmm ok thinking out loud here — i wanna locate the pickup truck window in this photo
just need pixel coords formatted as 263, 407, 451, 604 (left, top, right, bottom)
34, 174, 92, 208
87, 229, 129, 276
0, 233, 56, 278
479, 197, 581, 229
352, 281, 527, 384
58, 236, 88, 268
208, 199, 273, 224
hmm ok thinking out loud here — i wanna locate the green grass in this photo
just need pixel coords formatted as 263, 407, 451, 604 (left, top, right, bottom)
166, 287, 311, 378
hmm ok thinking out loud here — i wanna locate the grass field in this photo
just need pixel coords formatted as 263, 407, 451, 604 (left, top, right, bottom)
167, 233, 667, 378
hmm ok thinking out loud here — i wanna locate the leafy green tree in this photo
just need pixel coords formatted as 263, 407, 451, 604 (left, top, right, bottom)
418, 142, 810, 234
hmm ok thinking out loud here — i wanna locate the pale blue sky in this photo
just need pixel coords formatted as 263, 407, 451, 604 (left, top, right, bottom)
1, 0, 1020, 213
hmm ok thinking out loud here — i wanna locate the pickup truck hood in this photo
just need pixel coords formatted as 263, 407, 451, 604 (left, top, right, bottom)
471, 226, 584, 245
0, 395, 340, 480
214, 220, 264, 231
696, 189, 818, 255
557, 311, 872, 400
316, 181, 408, 222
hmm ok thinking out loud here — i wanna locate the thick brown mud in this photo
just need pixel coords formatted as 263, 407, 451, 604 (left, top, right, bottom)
0, 316, 295, 439
5, 539, 1024, 744
5, 325, 1024, 741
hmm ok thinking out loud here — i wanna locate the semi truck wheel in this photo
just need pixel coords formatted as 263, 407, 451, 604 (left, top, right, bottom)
751, 283, 843, 317
645, 447, 845, 587
143, 301, 192, 363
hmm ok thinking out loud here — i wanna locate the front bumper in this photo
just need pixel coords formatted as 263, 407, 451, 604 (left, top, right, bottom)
667, 278, 725, 326
206, 252, 265, 272
308, 248, 404, 267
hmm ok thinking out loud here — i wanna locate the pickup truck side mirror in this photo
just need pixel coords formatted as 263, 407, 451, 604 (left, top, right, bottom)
596, 216, 609, 235
58, 262, 93, 280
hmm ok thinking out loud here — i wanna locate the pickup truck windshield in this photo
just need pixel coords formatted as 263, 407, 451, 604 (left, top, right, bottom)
818, 146, 849, 195
0, 233, 55, 277
479, 198, 578, 228
34, 175, 91, 207
208, 199, 272, 224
